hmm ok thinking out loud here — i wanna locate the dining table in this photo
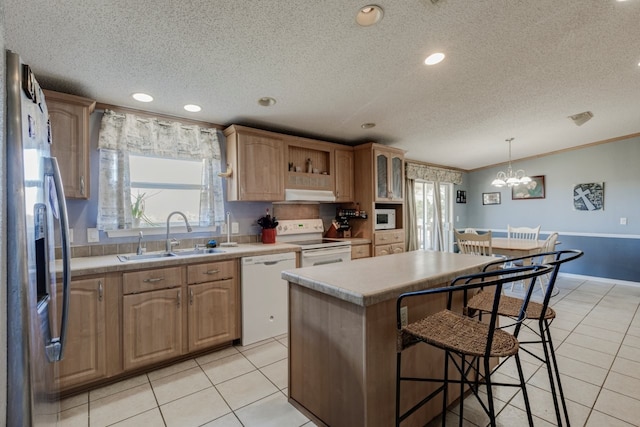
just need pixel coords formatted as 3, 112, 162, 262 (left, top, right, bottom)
491, 237, 546, 258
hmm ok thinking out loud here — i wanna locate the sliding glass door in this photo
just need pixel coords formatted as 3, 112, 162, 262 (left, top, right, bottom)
414, 181, 453, 251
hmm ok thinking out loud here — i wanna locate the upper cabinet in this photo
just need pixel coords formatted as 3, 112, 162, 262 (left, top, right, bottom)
224, 124, 355, 202
224, 125, 285, 201
285, 137, 335, 192
335, 148, 354, 203
43, 90, 96, 199
374, 148, 404, 202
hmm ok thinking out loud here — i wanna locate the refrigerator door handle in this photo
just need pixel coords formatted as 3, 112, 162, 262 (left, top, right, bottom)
45, 156, 71, 361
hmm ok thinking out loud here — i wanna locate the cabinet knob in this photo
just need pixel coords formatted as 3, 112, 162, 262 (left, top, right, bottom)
189, 289, 194, 305
98, 280, 103, 302
177, 290, 181, 307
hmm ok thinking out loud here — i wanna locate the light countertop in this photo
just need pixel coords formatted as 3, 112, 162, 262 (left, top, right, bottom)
60, 243, 301, 276
282, 250, 494, 307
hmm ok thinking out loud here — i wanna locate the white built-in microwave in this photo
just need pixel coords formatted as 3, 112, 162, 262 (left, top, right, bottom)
375, 208, 396, 230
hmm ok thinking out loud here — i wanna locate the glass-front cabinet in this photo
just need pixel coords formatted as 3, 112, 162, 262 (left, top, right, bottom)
374, 149, 404, 202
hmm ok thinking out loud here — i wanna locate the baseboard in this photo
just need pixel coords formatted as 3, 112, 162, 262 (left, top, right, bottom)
559, 272, 640, 288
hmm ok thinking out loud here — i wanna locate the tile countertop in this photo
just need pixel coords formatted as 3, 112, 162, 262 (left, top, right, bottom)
281, 250, 495, 307
58, 243, 301, 277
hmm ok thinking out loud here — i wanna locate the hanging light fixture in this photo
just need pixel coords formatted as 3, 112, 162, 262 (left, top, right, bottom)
491, 138, 531, 188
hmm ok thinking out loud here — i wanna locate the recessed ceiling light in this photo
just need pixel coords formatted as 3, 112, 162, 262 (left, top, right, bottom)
424, 52, 445, 66
184, 104, 201, 112
132, 93, 153, 102
258, 97, 276, 107
356, 5, 383, 27
361, 123, 376, 129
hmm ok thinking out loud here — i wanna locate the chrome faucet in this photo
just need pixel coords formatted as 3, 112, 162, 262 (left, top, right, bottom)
136, 231, 145, 255
165, 211, 193, 252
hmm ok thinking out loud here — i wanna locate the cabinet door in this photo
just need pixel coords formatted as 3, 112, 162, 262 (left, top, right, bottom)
335, 149, 354, 202
374, 245, 391, 257
351, 243, 371, 259
44, 90, 95, 199
238, 132, 285, 200
187, 279, 237, 352
375, 151, 389, 201
123, 288, 182, 371
390, 154, 404, 201
55, 278, 107, 389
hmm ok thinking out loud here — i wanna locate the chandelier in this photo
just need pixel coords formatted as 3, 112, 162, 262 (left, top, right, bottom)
491, 138, 531, 188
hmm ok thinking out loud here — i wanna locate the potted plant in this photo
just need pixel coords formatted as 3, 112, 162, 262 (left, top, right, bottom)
131, 192, 153, 228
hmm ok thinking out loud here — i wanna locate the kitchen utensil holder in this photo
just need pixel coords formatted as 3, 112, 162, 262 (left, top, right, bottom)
262, 228, 276, 244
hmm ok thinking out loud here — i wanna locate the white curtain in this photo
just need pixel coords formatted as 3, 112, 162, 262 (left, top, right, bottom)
432, 181, 444, 251
97, 110, 224, 230
406, 161, 461, 252
405, 177, 419, 251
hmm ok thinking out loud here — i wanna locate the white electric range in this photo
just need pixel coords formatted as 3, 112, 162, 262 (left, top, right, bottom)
276, 219, 352, 267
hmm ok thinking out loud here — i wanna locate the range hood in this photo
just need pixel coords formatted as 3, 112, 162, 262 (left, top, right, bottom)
284, 189, 336, 202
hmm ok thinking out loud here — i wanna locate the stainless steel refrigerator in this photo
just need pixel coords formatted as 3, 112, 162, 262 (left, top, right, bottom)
6, 50, 71, 426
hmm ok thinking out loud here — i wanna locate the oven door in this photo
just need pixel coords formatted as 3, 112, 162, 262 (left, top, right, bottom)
301, 246, 352, 267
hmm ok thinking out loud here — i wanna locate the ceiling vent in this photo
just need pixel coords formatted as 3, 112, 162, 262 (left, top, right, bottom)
569, 111, 594, 126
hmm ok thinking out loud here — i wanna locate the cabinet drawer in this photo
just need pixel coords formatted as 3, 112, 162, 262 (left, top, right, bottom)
123, 267, 182, 294
351, 244, 371, 259
187, 260, 236, 284
374, 229, 404, 246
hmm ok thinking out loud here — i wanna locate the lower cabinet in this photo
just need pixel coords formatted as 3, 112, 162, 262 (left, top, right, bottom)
187, 279, 237, 352
55, 274, 120, 391
351, 243, 371, 259
61, 258, 240, 391
123, 287, 183, 371
373, 229, 405, 257
187, 260, 239, 352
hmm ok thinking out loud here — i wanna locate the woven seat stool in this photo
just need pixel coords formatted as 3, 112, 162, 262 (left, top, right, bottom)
467, 249, 583, 427
395, 264, 552, 427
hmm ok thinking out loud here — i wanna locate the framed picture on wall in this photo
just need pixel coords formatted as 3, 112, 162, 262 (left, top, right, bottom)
512, 175, 545, 200
482, 192, 501, 205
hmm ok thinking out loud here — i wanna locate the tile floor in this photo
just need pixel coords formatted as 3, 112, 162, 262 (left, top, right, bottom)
58, 275, 640, 427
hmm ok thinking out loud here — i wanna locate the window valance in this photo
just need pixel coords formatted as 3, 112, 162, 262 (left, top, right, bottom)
406, 161, 463, 185
98, 109, 220, 160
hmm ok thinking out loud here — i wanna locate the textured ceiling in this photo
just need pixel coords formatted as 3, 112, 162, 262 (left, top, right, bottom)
5, 0, 640, 170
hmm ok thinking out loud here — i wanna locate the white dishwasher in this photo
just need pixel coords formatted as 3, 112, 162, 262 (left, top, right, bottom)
241, 252, 296, 346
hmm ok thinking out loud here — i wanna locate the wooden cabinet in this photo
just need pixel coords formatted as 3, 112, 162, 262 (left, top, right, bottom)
335, 148, 354, 202
351, 243, 371, 259
186, 260, 239, 352
55, 274, 120, 392
224, 125, 285, 201
43, 90, 96, 199
285, 137, 335, 192
352, 143, 406, 256
374, 148, 404, 202
122, 267, 183, 371
373, 230, 405, 257
55, 277, 106, 389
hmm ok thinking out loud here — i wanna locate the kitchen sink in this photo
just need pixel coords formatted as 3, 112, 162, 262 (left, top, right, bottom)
172, 248, 226, 256
117, 252, 177, 262
117, 248, 225, 262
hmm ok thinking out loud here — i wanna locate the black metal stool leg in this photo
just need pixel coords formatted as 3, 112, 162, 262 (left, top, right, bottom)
545, 320, 571, 426
515, 354, 534, 427
395, 352, 402, 427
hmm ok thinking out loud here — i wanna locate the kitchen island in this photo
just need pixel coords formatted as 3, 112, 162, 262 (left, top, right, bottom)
282, 250, 494, 427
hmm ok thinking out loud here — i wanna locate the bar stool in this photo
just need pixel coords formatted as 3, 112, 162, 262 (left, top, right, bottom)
467, 249, 584, 427
395, 264, 552, 427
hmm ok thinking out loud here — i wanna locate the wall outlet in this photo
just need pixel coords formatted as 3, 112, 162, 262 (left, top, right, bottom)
400, 306, 408, 327
620, 217, 628, 225
87, 228, 99, 243
69, 228, 74, 244
232, 222, 239, 234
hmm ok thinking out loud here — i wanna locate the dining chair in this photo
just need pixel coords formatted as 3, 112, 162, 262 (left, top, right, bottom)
395, 264, 552, 427
454, 229, 492, 256
537, 232, 559, 293
507, 225, 541, 240
466, 249, 584, 427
